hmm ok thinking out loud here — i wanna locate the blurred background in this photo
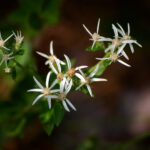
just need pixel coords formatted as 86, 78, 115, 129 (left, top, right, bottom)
0, 0, 150, 149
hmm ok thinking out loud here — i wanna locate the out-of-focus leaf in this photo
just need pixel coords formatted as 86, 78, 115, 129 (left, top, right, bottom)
11, 67, 17, 80
86, 42, 105, 52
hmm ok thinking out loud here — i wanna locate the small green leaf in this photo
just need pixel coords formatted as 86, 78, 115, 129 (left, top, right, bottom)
14, 49, 25, 56
86, 42, 105, 52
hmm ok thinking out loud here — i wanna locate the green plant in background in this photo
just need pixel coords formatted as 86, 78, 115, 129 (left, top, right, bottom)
0, 1, 143, 147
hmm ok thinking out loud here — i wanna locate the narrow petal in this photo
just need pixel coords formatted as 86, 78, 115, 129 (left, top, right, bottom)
49, 95, 58, 99
51, 89, 60, 93
50, 41, 54, 55
127, 23, 130, 35
97, 18, 100, 34
112, 24, 118, 38
86, 84, 93, 97
33, 76, 43, 89
8, 52, 13, 56
66, 99, 76, 111
117, 23, 125, 36
89, 65, 99, 78
27, 89, 43, 92
91, 78, 107, 82
117, 59, 131, 67
92, 41, 96, 49
2, 46, 10, 51
82, 24, 92, 36
55, 57, 61, 72
32, 94, 43, 105
46, 71, 51, 88
49, 62, 58, 74
75, 83, 84, 90
65, 80, 72, 94
47, 96, 51, 109
59, 59, 66, 65
75, 73, 85, 82
62, 100, 70, 112
50, 79, 58, 89
60, 78, 66, 92
75, 65, 88, 71
122, 51, 129, 60
117, 44, 126, 54
96, 58, 109, 61
105, 45, 113, 53
129, 43, 134, 53
64, 54, 71, 69
4, 33, 13, 42
36, 51, 49, 59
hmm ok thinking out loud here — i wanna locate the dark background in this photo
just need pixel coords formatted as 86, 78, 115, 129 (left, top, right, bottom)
0, 0, 150, 149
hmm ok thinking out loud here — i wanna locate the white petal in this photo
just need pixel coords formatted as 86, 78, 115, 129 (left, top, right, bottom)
75, 73, 85, 82
65, 79, 72, 94
59, 59, 66, 65
75, 83, 84, 90
49, 62, 58, 74
134, 41, 142, 47
64, 54, 71, 69
50, 41, 54, 55
8, 52, 13, 56
129, 43, 134, 53
66, 99, 76, 111
4, 33, 13, 42
127, 23, 130, 35
50, 79, 58, 89
75, 65, 88, 71
86, 84, 93, 97
49, 95, 58, 99
2, 46, 10, 51
117, 44, 126, 54
32, 94, 43, 105
62, 100, 70, 112
117, 23, 125, 36
33, 76, 43, 89
91, 78, 107, 82
105, 45, 113, 53
46, 71, 51, 88
96, 58, 109, 61
51, 89, 60, 93
79, 69, 85, 77
27, 89, 43, 92
55, 56, 61, 72
98, 38, 112, 42
36, 51, 49, 59
82, 24, 92, 36
97, 18, 100, 34
117, 59, 131, 67
60, 78, 66, 92
89, 65, 99, 78
92, 41, 96, 49
47, 97, 51, 109
112, 24, 118, 38
122, 51, 129, 60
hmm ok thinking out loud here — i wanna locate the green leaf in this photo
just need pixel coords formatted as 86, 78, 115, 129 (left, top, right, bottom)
11, 67, 17, 80
54, 102, 65, 126
14, 49, 25, 56
86, 41, 105, 52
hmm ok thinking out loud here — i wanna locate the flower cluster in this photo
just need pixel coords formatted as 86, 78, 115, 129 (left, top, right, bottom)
0, 31, 24, 73
29, 18, 141, 112
83, 19, 142, 67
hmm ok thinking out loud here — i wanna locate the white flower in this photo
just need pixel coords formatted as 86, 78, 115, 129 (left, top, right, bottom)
49, 56, 65, 81
102, 24, 129, 60
83, 18, 107, 49
64, 54, 88, 79
75, 65, 107, 97
13, 31, 24, 45
28, 72, 59, 109
58, 78, 76, 112
0, 52, 14, 67
96, 52, 131, 67
117, 23, 142, 54
0, 32, 13, 50
4, 67, 11, 73
36, 41, 65, 65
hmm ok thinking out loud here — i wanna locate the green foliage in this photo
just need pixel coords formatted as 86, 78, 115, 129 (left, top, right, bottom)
86, 41, 105, 52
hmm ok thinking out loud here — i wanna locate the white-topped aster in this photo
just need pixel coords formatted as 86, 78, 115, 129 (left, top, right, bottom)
75, 65, 107, 97
83, 18, 107, 49
58, 78, 76, 112
36, 41, 65, 65
28, 72, 59, 109
0, 32, 13, 50
116, 23, 142, 54
0, 52, 14, 67
13, 31, 24, 46
96, 52, 131, 67
64, 54, 88, 79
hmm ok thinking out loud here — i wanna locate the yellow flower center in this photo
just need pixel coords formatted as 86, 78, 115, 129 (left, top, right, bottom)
49, 55, 55, 63
3, 55, 8, 61
84, 77, 90, 84
123, 35, 131, 40
43, 88, 51, 96
0, 40, 4, 47
67, 68, 75, 77
110, 53, 119, 62
92, 33, 100, 41
5, 67, 11, 73
58, 92, 66, 100
57, 73, 64, 81
112, 38, 121, 47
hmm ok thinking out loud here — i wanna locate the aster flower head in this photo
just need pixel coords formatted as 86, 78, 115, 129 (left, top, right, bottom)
0, 32, 13, 51
64, 54, 88, 79
116, 23, 142, 54
96, 52, 131, 67
13, 31, 24, 46
0, 52, 14, 67
83, 18, 107, 49
75, 65, 107, 97
36, 41, 65, 66
28, 72, 59, 109
58, 78, 76, 112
